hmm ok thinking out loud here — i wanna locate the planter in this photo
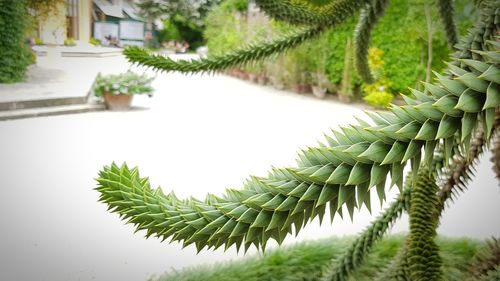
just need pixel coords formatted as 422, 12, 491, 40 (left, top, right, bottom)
312, 85, 327, 99
257, 75, 268, 85
269, 77, 285, 90
290, 84, 312, 94
338, 94, 352, 103
236, 70, 248, 80
248, 73, 258, 83
103, 92, 133, 110
227, 68, 239, 77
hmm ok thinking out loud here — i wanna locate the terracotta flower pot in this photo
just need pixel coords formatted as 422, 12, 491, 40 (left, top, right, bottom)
248, 73, 258, 83
290, 84, 312, 94
103, 92, 133, 110
312, 85, 327, 99
269, 77, 285, 90
257, 75, 268, 85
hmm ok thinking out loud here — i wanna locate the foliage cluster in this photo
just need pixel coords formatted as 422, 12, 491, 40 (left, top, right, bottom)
204, 0, 249, 56
89, 38, 101, 46
362, 48, 393, 108
93, 71, 154, 97
158, 15, 205, 50
34, 37, 44, 45
324, 0, 459, 95
27, 0, 65, 22
0, 0, 34, 83
137, 0, 221, 50
64, 37, 76, 46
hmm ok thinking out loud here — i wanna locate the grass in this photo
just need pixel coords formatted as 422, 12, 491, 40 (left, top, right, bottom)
149, 235, 483, 281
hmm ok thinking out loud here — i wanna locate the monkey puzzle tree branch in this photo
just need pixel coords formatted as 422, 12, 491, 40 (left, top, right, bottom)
407, 167, 442, 281
124, 25, 325, 74
254, 0, 367, 26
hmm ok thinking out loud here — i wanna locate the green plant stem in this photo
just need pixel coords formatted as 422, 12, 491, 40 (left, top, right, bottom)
353, 0, 388, 83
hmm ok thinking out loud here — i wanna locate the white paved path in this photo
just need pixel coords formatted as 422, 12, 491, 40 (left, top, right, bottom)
0, 58, 499, 281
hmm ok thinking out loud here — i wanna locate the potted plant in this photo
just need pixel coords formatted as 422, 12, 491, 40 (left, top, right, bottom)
307, 37, 329, 98
311, 72, 328, 99
93, 71, 154, 110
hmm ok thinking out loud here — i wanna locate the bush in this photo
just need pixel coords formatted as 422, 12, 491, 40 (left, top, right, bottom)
158, 15, 206, 50
89, 38, 101, 46
34, 37, 44, 45
204, 0, 248, 55
64, 37, 76, 46
362, 48, 394, 108
150, 236, 482, 281
204, 0, 471, 100
363, 83, 394, 108
0, 0, 32, 83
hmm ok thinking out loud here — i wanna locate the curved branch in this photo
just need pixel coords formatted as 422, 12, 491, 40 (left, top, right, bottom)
254, 0, 366, 26
124, 25, 324, 74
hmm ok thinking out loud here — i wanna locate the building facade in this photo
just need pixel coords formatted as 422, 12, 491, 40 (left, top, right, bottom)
37, 0, 145, 46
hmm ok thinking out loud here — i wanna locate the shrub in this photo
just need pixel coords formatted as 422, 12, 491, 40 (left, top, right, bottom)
64, 37, 76, 46
362, 48, 394, 108
0, 0, 32, 83
89, 38, 101, 46
34, 37, 44, 45
204, 0, 248, 55
362, 82, 393, 108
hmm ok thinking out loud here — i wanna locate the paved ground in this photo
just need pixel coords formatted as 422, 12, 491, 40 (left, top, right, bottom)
0, 55, 499, 281
0, 47, 128, 103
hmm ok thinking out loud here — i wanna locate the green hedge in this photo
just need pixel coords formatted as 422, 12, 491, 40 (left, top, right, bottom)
324, 1, 457, 94
0, 0, 32, 83
204, 0, 473, 96
150, 236, 483, 281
